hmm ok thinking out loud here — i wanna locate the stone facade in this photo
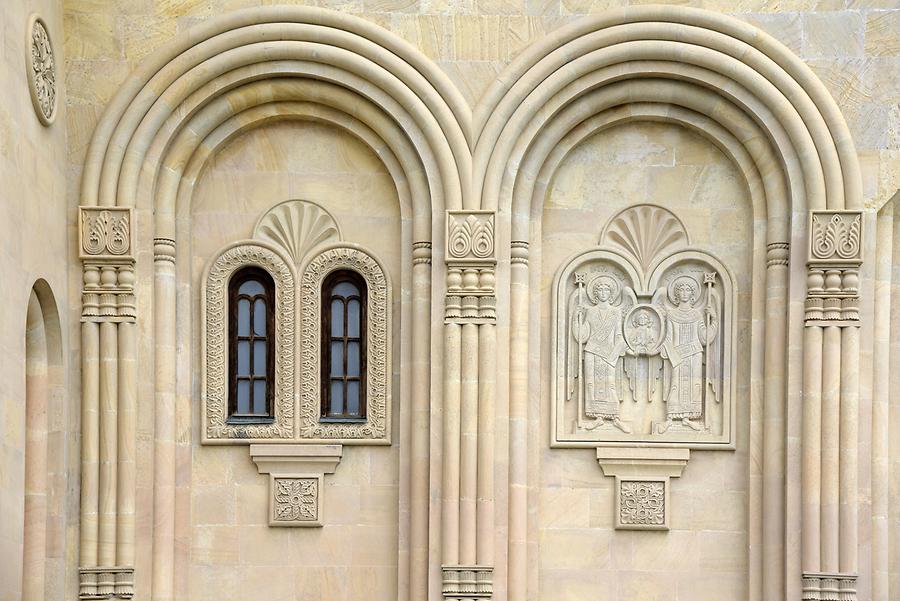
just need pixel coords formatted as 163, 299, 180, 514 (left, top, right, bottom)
0, 1, 899, 601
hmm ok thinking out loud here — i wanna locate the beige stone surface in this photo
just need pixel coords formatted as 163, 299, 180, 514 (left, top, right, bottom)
0, 1, 73, 601
0, 1, 896, 601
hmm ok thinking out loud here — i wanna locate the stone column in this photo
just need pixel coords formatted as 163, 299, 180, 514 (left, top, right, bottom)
151, 237, 177, 601
78, 207, 136, 599
409, 241, 432, 601
442, 212, 496, 601
763, 242, 789, 601
507, 240, 528, 601
871, 204, 893, 601
801, 210, 863, 601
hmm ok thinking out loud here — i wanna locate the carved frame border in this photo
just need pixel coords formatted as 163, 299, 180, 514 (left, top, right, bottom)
298, 243, 391, 444
201, 240, 296, 443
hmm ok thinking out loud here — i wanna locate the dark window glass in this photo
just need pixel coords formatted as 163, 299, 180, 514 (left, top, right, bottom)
228, 267, 275, 422
321, 270, 367, 420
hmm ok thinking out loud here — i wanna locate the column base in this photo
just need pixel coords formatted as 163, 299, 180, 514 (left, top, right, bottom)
78, 566, 134, 599
801, 572, 857, 601
442, 565, 492, 600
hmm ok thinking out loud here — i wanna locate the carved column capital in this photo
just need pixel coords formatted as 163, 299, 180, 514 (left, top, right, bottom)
79, 207, 136, 322
805, 211, 862, 326
445, 211, 496, 324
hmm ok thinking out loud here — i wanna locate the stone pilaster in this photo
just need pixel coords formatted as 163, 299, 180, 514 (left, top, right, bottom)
78, 207, 136, 599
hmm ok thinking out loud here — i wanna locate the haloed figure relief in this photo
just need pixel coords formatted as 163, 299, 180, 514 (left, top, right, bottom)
554, 204, 735, 447
567, 274, 634, 433
654, 273, 720, 433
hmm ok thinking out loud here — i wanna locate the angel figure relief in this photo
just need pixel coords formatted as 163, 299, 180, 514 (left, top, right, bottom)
652, 272, 720, 433
553, 205, 735, 447
567, 272, 636, 434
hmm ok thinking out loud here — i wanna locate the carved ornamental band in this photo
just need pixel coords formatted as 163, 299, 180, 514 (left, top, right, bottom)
806, 211, 863, 324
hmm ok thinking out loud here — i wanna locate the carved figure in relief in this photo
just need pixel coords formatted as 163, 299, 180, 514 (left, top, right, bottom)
623, 305, 664, 402
567, 272, 634, 433
654, 273, 719, 432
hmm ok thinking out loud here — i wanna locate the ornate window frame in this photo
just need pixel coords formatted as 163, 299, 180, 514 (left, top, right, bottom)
202, 240, 296, 443
299, 243, 391, 444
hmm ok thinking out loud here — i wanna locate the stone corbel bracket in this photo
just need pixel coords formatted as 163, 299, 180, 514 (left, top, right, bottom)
79, 206, 136, 322
250, 444, 342, 528
445, 210, 496, 323
805, 210, 863, 326
596, 447, 689, 531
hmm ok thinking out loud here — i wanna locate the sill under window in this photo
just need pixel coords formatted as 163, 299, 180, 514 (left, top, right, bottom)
227, 414, 276, 425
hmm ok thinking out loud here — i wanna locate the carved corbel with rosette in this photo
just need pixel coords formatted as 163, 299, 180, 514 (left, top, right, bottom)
805, 210, 863, 325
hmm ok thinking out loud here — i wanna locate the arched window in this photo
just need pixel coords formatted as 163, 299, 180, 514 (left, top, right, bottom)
229, 267, 275, 421
321, 270, 367, 420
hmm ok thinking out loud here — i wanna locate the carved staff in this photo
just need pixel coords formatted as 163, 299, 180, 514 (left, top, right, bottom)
574, 271, 586, 429
703, 272, 716, 430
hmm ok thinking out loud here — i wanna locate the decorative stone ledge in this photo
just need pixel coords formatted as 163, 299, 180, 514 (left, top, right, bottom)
441, 565, 492, 599
250, 444, 342, 527
78, 566, 134, 599
596, 447, 689, 531
801, 572, 857, 601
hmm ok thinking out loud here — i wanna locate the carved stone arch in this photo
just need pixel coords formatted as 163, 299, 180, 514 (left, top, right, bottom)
298, 243, 391, 444
201, 240, 296, 443
493, 8, 864, 601
76, 9, 457, 596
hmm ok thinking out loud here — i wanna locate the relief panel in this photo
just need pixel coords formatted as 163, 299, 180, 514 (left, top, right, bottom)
552, 204, 737, 448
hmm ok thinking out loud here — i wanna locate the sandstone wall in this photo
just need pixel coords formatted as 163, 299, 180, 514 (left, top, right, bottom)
59, 1, 900, 601
0, 1, 73, 601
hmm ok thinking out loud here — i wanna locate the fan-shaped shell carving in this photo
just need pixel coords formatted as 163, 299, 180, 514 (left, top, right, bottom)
601, 205, 689, 273
253, 200, 342, 265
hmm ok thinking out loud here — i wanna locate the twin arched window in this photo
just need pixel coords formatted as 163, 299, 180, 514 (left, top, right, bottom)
227, 267, 367, 423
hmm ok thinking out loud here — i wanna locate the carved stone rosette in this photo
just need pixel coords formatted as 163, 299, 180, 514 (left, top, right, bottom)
806, 210, 863, 325
619, 481, 665, 527
445, 211, 496, 323
26, 14, 56, 125
79, 207, 136, 322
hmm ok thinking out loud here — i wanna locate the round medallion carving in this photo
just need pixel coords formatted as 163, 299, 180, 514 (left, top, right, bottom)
27, 15, 56, 125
